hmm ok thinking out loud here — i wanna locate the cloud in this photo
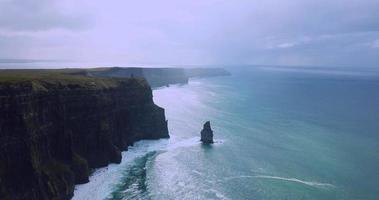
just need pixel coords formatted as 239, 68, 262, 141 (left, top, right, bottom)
277, 43, 296, 49
0, 0, 92, 32
0, 0, 378, 67
372, 40, 379, 48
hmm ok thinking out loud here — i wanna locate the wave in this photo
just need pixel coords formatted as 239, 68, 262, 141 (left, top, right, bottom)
105, 152, 156, 200
168, 136, 224, 150
72, 136, 203, 200
72, 140, 167, 200
207, 188, 230, 200
222, 175, 335, 189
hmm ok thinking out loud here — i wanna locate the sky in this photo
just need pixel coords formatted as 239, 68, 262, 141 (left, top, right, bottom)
0, 0, 379, 67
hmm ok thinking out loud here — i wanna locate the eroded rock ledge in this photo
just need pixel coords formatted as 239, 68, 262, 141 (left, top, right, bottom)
0, 75, 169, 200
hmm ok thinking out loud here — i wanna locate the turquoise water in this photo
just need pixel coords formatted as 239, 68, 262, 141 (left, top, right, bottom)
74, 66, 379, 200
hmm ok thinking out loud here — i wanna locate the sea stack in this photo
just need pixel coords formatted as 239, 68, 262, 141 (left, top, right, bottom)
201, 121, 214, 144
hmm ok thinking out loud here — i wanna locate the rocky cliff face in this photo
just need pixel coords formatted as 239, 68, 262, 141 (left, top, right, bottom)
0, 77, 169, 200
89, 67, 189, 88
200, 121, 214, 144
87, 67, 231, 88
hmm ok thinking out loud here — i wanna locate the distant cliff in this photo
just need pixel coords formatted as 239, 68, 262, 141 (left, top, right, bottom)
88, 67, 188, 88
87, 67, 230, 88
184, 68, 231, 78
0, 71, 169, 200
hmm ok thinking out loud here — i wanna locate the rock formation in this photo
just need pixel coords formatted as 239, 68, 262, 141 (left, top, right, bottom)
88, 67, 189, 88
87, 67, 231, 88
200, 121, 214, 144
0, 73, 169, 200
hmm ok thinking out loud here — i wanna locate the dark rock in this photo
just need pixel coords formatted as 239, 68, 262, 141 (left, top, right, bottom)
200, 121, 214, 144
0, 77, 169, 200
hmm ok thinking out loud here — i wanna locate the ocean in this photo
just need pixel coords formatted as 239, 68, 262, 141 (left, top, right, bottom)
73, 66, 379, 200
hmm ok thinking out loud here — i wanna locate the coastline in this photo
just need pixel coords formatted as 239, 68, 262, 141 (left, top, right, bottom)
0, 67, 230, 200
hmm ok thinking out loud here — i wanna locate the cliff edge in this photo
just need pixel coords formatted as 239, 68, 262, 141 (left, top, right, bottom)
87, 67, 231, 88
0, 71, 169, 200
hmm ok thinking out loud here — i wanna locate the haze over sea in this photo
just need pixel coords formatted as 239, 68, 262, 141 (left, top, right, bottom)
70, 65, 379, 200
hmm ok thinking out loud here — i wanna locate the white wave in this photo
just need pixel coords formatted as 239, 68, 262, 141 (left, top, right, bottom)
167, 136, 201, 150
254, 175, 335, 188
207, 188, 230, 200
73, 136, 202, 200
223, 175, 335, 189
192, 169, 203, 176
72, 139, 168, 200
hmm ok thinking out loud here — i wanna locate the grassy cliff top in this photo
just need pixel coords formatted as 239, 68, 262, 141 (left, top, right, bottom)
0, 69, 148, 91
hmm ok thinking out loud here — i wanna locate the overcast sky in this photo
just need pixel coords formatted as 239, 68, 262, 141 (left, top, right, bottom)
0, 0, 379, 67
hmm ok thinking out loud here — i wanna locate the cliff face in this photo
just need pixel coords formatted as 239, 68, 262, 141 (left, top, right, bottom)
89, 67, 188, 88
88, 67, 231, 88
0, 77, 169, 200
184, 68, 231, 78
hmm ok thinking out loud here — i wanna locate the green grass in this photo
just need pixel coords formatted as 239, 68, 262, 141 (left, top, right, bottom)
0, 69, 148, 91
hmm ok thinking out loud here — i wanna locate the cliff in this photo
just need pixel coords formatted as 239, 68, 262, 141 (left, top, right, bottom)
184, 68, 231, 78
88, 67, 189, 88
0, 71, 169, 200
87, 67, 230, 88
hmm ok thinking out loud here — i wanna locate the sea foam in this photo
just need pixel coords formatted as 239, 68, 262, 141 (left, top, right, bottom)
222, 175, 335, 189
72, 136, 201, 200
